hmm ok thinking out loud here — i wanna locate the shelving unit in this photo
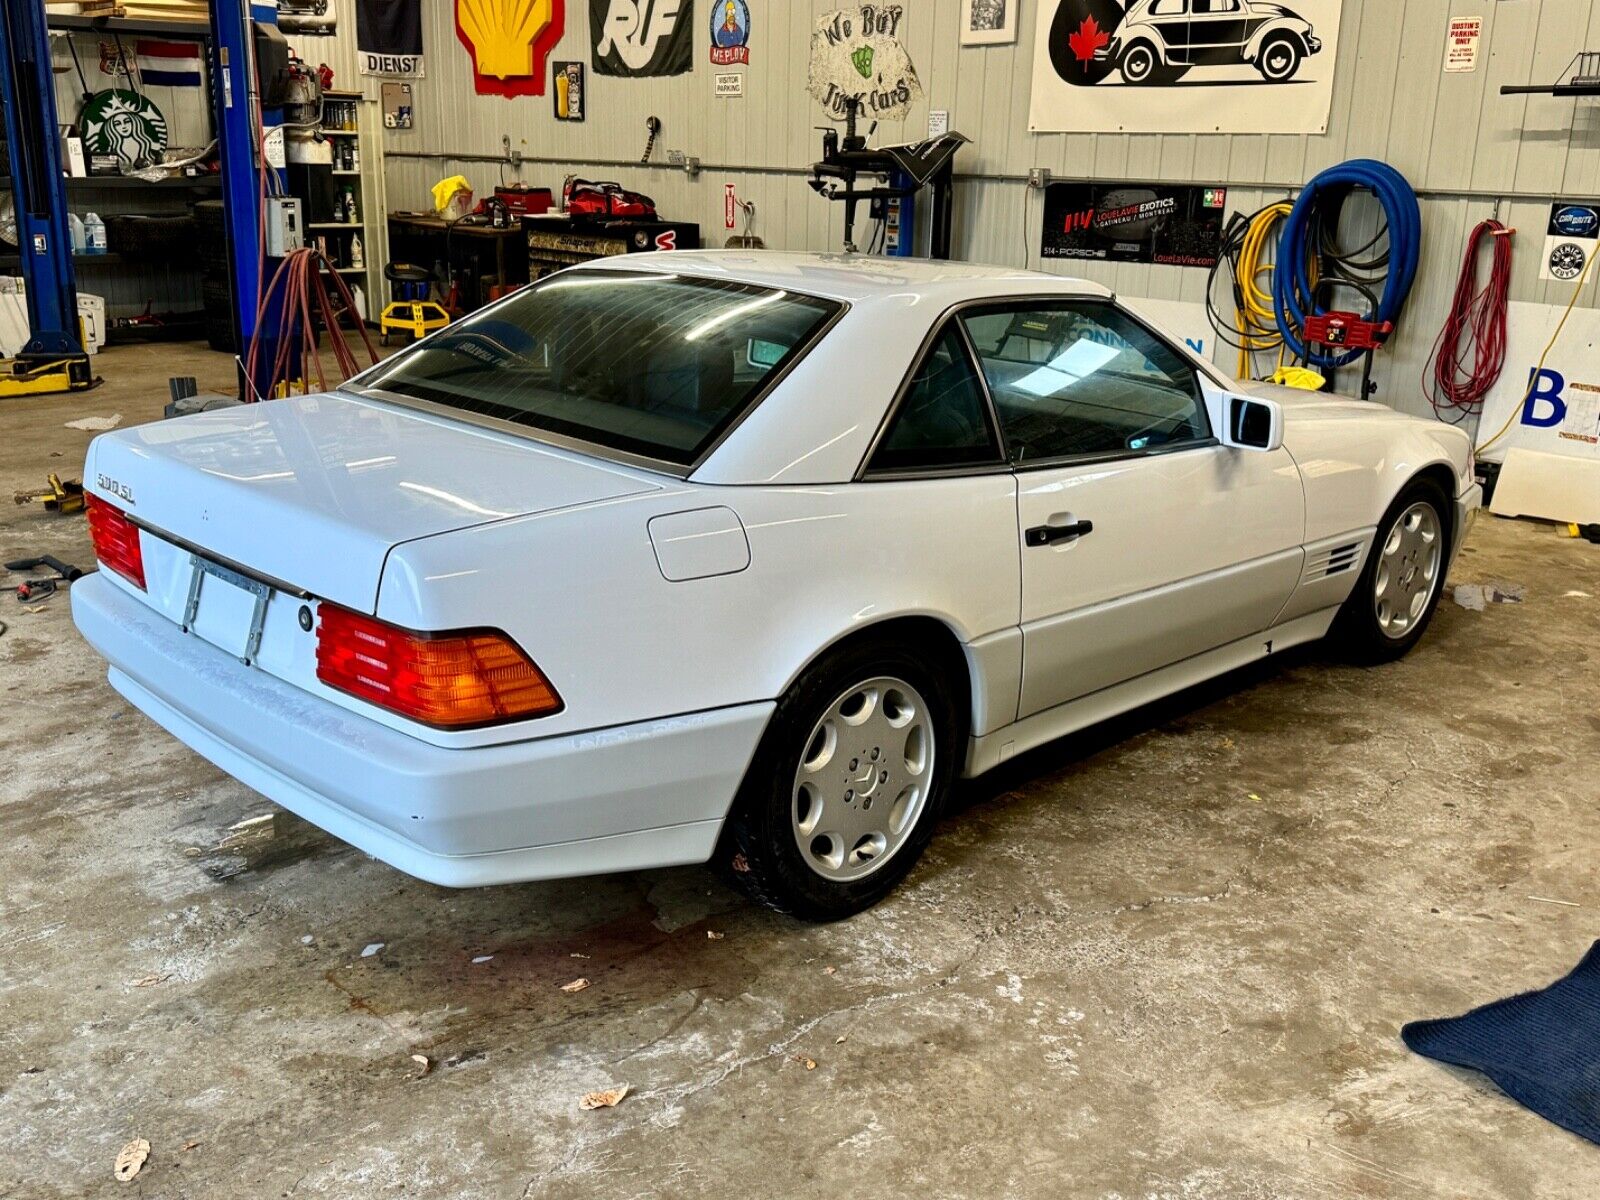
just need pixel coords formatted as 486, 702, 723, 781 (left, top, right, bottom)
283, 89, 377, 321
13, 13, 224, 339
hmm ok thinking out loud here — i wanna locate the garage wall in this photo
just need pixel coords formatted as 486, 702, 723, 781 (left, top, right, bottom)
347, 0, 1593, 419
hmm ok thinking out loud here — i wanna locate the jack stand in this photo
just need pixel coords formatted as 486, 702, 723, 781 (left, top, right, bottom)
0, 352, 97, 399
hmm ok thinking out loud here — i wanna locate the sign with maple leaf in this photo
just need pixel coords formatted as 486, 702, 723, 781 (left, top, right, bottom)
1028, 0, 1345, 134
1067, 16, 1111, 66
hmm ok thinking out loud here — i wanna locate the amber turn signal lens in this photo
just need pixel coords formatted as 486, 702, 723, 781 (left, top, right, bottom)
315, 604, 562, 728
86, 494, 146, 590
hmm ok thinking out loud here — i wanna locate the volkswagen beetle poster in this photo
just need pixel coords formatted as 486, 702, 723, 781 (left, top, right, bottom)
1029, 0, 1344, 134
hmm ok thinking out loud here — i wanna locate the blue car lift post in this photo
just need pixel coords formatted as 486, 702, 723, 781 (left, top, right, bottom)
0, 0, 95, 397
208, 0, 286, 399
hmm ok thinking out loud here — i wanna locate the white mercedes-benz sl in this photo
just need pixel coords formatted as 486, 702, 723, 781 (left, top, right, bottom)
74, 252, 1479, 919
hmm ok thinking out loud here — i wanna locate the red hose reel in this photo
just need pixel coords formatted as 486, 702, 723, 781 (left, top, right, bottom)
1302, 311, 1394, 351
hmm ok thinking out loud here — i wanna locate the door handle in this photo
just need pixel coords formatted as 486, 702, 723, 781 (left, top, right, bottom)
1025, 519, 1094, 547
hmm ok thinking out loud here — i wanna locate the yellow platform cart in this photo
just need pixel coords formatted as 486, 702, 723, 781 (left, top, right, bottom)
379, 263, 451, 346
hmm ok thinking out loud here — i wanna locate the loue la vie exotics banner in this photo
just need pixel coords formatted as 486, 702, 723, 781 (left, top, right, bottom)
1028, 0, 1344, 134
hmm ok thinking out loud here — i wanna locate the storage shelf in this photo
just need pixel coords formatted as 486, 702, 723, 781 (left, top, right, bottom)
319, 130, 358, 137
0, 250, 181, 269
2, 175, 219, 190
331, 171, 361, 177
307, 221, 361, 230
48, 13, 209, 39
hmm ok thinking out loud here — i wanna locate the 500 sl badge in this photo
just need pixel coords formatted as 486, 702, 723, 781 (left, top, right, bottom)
97, 474, 135, 505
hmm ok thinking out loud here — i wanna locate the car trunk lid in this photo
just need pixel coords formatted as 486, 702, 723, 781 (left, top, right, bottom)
87, 391, 661, 612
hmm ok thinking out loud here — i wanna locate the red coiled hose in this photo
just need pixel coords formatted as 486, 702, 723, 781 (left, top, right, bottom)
1424, 219, 1512, 422
244, 246, 379, 400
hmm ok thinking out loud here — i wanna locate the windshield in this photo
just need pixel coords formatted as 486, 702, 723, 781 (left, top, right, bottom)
357, 270, 842, 466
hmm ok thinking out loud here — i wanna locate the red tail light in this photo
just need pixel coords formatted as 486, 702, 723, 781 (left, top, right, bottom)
315, 604, 562, 728
86, 495, 146, 590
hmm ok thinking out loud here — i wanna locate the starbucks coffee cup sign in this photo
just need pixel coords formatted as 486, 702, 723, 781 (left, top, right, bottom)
80, 90, 169, 167
808, 6, 922, 121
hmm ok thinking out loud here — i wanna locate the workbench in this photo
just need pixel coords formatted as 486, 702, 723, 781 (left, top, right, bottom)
523, 215, 702, 280
385, 214, 528, 311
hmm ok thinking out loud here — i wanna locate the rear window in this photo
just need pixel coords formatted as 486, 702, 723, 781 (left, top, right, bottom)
358, 270, 841, 466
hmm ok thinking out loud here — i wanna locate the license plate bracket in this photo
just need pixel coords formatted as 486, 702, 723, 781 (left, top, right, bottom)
182, 553, 274, 665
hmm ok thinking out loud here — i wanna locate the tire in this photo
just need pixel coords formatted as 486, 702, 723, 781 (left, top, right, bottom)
192, 199, 231, 275
1328, 479, 1451, 663
201, 275, 237, 353
1119, 41, 1160, 85
721, 636, 961, 922
1256, 34, 1302, 82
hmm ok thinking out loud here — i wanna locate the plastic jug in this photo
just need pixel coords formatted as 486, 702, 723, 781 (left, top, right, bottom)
349, 233, 364, 269
83, 212, 107, 255
68, 213, 86, 252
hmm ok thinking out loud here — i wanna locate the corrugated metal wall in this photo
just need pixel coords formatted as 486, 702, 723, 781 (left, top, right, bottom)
365, 0, 1600, 420
9, 3, 1593, 411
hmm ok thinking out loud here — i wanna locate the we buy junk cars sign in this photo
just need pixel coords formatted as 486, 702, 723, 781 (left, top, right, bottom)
1028, 0, 1345, 134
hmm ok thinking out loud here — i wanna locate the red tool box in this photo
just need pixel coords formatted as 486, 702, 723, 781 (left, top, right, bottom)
493, 186, 554, 216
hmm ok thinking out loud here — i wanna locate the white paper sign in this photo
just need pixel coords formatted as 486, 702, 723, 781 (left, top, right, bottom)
715, 71, 744, 97
262, 125, 286, 170
1029, 0, 1346, 134
1444, 16, 1481, 73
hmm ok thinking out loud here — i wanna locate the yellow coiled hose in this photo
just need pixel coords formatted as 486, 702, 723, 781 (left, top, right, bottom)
1232, 201, 1296, 377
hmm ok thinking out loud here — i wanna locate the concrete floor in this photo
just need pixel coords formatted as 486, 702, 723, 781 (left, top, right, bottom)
3, 342, 1599, 1199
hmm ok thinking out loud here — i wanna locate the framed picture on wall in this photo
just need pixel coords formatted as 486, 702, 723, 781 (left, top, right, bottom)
961, 0, 1018, 45
553, 61, 585, 121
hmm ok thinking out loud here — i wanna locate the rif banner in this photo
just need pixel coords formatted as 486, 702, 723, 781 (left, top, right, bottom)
1041, 181, 1228, 268
592, 0, 694, 78
358, 0, 425, 77
1029, 0, 1344, 134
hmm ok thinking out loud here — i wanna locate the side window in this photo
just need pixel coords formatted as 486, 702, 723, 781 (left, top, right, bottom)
870, 326, 1002, 472
961, 303, 1209, 464
1150, 0, 1187, 15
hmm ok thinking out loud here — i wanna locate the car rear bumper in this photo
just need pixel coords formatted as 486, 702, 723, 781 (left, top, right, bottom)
72, 573, 773, 887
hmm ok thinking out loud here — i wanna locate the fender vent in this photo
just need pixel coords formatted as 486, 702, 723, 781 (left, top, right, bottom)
1306, 541, 1362, 581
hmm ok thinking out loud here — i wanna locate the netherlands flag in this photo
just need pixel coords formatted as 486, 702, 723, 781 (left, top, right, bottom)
135, 40, 204, 87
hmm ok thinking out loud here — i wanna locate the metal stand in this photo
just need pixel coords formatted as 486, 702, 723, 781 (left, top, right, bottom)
808, 100, 968, 259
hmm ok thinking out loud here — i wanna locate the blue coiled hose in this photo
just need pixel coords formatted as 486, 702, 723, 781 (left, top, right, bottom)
1274, 159, 1421, 369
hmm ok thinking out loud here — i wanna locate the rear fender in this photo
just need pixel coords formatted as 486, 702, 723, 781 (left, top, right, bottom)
1245, 22, 1308, 61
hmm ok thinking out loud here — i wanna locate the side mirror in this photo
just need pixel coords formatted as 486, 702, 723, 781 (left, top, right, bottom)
1219, 393, 1283, 452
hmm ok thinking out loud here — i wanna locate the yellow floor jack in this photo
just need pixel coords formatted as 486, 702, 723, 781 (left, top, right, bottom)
379, 263, 451, 346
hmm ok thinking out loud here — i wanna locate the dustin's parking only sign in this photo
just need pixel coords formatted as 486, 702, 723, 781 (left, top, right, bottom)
1444, 15, 1481, 73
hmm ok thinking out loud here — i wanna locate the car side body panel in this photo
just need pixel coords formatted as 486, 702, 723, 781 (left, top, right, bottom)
1110, 0, 1317, 69
376, 473, 1025, 744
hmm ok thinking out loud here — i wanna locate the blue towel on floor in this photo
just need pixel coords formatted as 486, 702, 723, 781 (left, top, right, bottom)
1403, 940, 1600, 1146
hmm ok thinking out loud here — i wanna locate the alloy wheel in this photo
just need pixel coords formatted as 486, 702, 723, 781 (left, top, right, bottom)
1373, 501, 1442, 639
791, 676, 934, 882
